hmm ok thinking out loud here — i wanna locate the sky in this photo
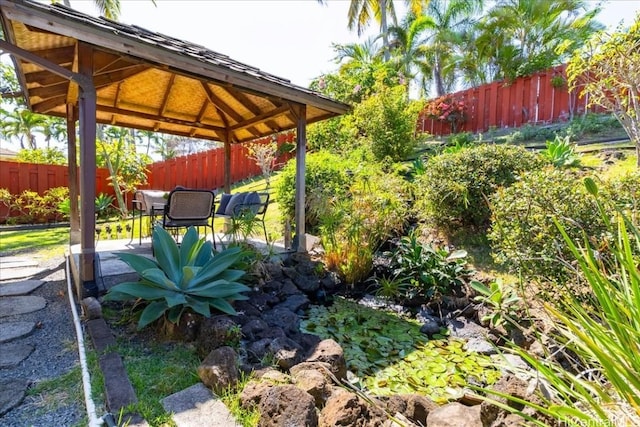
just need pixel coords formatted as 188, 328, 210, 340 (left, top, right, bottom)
68, 0, 640, 89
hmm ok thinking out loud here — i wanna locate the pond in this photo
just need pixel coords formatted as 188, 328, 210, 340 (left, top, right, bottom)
300, 297, 501, 404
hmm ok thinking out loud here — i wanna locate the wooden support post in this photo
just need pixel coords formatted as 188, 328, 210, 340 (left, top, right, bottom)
67, 103, 80, 244
292, 104, 307, 253
223, 130, 231, 193
78, 42, 97, 290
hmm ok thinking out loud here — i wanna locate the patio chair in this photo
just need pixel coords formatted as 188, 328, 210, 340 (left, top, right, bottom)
215, 191, 270, 243
160, 188, 215, 243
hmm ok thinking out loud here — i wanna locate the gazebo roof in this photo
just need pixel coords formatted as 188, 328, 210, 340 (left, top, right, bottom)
0, 0, 350, 143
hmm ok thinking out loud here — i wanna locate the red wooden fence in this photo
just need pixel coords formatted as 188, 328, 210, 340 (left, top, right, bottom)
417, 64, 605, 136
0, 161, 114, 197
142, 132, 295, 191
0, 133, 295, 215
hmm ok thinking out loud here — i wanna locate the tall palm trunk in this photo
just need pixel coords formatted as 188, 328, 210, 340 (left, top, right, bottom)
433, 56, 445, 97
379, 0, 390, 62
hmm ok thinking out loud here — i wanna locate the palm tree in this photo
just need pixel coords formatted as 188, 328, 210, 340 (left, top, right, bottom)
317, 0, 429, 62
420, 0, 484, 96
41, 116, 67, 148
387, 13, 434, 97
0, 107, 47, 149
134, 129, 164, 156
478, 0, 603, 81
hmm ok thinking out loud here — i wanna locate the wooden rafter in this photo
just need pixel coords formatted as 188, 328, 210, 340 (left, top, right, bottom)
158, 73, 176, 116
230, 105, 290, 132
98, 104, 226, 133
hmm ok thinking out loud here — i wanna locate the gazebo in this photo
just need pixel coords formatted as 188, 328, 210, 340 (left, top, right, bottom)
0, 0, 350, 290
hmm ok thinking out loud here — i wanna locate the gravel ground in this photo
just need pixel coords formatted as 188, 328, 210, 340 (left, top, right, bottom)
0, 254, 92, 427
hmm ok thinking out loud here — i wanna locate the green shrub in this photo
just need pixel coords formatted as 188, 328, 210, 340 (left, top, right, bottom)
320, 169, 411, 285
275, 151, 355, 233
486, 181, 640, 426
415, 144, 545, 231
488, 168, 605, 283
352, 85, 421, 162
307, 114, 358, 154
104, 226, 250, 330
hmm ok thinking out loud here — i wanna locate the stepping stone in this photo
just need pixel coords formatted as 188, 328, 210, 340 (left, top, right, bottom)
0, 378, 28, 416
0, 258, 38, 269
162, 383, 241, 427
0, 296, 47, 317
0, 279, 45, 297
0, 342, 35, 368
0, 321, 36, 343
0, 267, 46, 282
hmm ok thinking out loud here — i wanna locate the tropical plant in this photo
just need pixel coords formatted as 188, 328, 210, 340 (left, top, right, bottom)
16, 147, 67, 165
540, 135, 581, 168
0, 107, 47, 150
477, 0, 603, 82
97, 126, 151, 217
481, 179, 640, 426
320, 170, 410, 285
352, 83, 422, 161
423, 95, 468, 133
94, 193, 115, 219
567, 13, 640, 167
384, 230, 472, 303
470, 279, 522, 329
419, 0, 483, 96
104, 226, 250, 330
489, 168, 605, 284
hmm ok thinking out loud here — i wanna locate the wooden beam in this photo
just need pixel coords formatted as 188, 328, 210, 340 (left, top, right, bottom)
24, 69, 68, 86
28, 81, 68, 98
27, 45, 75, 64
292, 103, 307, 253
66, 103, 80, 244
32, 94, 68, 113
200, 81, 242, 122
223, 130, 231, 193
77, 41, 97, 290
97, 104, 226, 133
230, 105, 289, 132
158, 74, 176, 116
93, 64, 149, 88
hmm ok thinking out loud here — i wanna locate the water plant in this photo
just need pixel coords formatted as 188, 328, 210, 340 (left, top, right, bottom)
104, 225, 250, 329
301, 298, 500, 403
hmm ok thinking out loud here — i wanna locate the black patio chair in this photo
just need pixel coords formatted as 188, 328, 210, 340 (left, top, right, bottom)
160, 188, 216, 243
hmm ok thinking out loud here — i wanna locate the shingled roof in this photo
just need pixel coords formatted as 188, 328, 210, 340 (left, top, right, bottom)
0, 0, 350, 143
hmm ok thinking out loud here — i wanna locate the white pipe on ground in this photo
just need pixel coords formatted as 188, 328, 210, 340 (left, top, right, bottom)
65, 254, 103, 427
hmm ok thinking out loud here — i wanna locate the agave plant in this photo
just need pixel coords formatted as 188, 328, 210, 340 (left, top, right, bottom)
104, 225, 250, 329
541, 135, 581, 168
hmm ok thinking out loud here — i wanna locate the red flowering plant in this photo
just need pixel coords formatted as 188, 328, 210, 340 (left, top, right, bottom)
423, 95, 467, 133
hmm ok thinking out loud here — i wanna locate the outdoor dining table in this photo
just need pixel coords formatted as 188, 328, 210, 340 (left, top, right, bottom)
130, 190, 168, 245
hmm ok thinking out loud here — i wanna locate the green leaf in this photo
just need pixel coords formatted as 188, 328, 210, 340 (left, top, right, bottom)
165, 292, 187, 308
116, 252, 159, 273
179, 227, 202, 266
188, 280, 251, 298
105, 282, 174, 300
138, 301, 168, 329
139, 268, 178, 289
189, 247, 243, 287
209, 298, 237, 315
583, 177, 598, 196
151, 225, 182, 283
194, 241, 214, 266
